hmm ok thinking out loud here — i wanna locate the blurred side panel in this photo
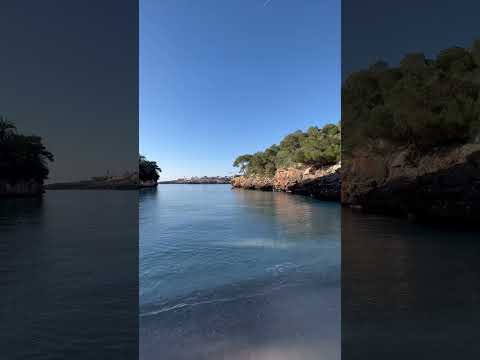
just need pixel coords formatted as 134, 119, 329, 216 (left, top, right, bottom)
342, 0, 480, 358
0, 1, 138, 359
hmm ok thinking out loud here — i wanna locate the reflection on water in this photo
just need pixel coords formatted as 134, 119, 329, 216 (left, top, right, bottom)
0, 196, 44, 226
140, 185, 340, 360
342, 208, 480, 359
0, 191, 138, 360
232, 189, 339, 239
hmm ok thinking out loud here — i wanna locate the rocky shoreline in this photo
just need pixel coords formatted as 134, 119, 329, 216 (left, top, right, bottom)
231, 163, 341, 201
232, 144, 480, 223
45, 173, 147, 190
342, 144, 480, 222
159, 176, 231, 184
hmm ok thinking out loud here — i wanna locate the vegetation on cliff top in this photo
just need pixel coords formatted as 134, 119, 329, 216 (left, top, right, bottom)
343, 41, 480, 154
139, 155, 161, 182
233, 123, 340, 177
0, 117, 54, 184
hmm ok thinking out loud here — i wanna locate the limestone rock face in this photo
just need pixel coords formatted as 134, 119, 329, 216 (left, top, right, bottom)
342, 144, 480, 221
231, 163, 341, 200
288, 172, 341, 200
230, 175, 273, 191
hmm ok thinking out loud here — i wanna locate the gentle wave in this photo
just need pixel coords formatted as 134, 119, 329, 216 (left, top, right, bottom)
140, 281, 296, 317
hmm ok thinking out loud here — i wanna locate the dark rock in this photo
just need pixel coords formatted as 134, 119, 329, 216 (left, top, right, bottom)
290, 172, 341, 201
360, 156, 480, 223
232, 164, 341, 200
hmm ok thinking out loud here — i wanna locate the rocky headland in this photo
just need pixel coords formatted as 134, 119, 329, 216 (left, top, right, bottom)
342, 41, 480, 222
45, 172, 142, 190
231, 163, 341, 201
231, 123, 341, 201
47, 155, 162, 190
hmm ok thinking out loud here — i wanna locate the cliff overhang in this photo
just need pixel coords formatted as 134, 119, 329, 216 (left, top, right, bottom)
342, 144, 480, 222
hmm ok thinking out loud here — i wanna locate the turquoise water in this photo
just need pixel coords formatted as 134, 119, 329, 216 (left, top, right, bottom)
140, 184, 340, 359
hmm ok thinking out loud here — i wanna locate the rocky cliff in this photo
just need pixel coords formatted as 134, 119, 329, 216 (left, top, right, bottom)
342, 144, 480, 221
231, 163, 341, 200
341, 42, 480, 222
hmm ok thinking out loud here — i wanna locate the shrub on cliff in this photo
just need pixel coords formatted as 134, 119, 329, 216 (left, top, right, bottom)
342, 41, 480, 155
139, 155, 161, 182
0, 117, 54, 184
233, 123, 340, 176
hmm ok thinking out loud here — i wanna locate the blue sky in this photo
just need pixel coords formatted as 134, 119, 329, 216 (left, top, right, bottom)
140, 0, 340, 180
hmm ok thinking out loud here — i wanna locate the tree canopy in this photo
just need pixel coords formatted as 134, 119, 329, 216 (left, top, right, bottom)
342, 41, 480, 154
233, 123, 340, 177
139, 155, 161, 182
0, 117, 54, 184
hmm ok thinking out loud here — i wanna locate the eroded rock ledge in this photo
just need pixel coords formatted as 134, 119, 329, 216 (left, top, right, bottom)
342, 144, 480, 222
231, 163, 341, 201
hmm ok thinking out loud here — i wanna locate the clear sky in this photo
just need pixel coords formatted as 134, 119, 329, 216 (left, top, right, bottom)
2, 1, 138, 183
140, 0, 340, 180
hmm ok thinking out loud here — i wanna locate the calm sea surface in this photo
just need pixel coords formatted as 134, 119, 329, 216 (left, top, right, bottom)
342, 208, 480, 359
3, 186, 474, 359
140, 184, 341, 360
0, 191, 138, 360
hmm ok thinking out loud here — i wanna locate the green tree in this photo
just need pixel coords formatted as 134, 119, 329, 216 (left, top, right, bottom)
342, 41, 480, 154
232, 154, 253, 174
0, 117, 54, 184
139, 155, 161, 182
233, 123, 340, 176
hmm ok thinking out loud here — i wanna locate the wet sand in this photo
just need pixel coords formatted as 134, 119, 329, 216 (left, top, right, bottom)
140, 279, 340, 360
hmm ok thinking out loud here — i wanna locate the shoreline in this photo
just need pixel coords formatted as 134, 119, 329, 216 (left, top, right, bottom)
231, 163, 341, 201
45, 180, 158, 191
158, 182, 231, 185
141, 275, 339, 360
